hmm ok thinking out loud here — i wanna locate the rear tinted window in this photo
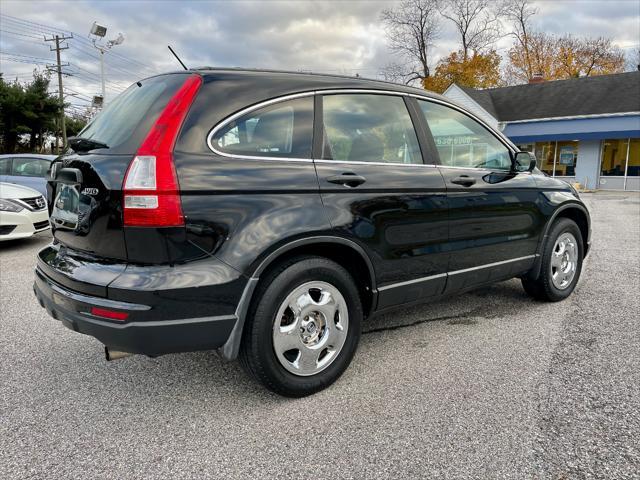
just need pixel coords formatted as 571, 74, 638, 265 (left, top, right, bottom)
211, 97, 314, 159
78, 75, 187, 150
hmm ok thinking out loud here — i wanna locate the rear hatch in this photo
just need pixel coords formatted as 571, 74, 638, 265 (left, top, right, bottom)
48, 73, 200, 263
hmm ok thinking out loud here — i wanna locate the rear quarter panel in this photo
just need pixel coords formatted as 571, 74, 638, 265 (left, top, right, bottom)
173, 152, 330, 274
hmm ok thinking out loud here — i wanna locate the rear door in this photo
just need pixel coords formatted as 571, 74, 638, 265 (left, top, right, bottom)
416, 99, 543, 293
314, 92, 449, 310
48, 73, 193, 262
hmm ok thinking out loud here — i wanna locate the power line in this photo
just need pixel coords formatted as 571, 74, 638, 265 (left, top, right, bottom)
1, 14, 158, 78
0, 51, 52, 61
1, 14, 72, 37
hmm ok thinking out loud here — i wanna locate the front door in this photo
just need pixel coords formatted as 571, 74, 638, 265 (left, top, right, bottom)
416, 99, 544, 293
314, 93, 449, 309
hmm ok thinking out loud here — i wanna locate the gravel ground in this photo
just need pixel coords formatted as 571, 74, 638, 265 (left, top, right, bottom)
1, 191, 638, 479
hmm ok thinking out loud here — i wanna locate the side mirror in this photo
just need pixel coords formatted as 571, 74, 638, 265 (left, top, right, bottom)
513, 151, 536, 172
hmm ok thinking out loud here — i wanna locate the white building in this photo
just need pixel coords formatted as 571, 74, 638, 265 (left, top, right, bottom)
443, 72, 640, 191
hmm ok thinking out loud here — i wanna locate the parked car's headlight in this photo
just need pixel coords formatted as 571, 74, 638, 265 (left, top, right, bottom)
0, 199, 24, 212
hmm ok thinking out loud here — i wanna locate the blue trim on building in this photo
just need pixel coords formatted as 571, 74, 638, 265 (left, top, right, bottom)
509, 130, 640, 143
503, 115, 640, 143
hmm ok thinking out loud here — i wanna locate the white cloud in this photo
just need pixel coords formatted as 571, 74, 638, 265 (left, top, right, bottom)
1, 0, 638, 107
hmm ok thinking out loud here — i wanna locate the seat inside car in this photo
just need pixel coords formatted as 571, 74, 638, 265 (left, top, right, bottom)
349, 132, 384, 161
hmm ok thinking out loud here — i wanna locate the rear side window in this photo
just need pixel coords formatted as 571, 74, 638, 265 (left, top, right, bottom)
418, 100, 511, 170
11, 158, 50, 177
78, 75, 187, 150
211, 97, 314, 159
0, 158, 11, 175
322, 94, 421, 164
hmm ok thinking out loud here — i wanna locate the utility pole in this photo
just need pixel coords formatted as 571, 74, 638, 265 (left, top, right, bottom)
45, 33, 72, 153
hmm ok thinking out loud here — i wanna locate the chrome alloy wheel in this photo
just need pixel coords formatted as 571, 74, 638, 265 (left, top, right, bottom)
551, 232, 578, 290
272, 281, 349, 376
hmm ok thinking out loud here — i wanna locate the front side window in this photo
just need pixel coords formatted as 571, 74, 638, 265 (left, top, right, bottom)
211, 97, 313, 158
322, 94, 422, 164
11, 158, 50, 177
418, 100, 511, 171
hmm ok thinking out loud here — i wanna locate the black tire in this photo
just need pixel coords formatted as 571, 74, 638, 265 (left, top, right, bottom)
522, 218, 584, 302
239, 255, 362, 397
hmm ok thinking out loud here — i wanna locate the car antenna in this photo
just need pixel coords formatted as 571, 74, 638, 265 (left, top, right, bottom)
168, 45, 188, 70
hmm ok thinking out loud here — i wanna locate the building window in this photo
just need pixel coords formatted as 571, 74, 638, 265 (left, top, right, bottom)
517, 143, 534, 152
627, 139, 640, 177
600, 139, 628, 176
534, 141, 556, 176
555, 141, 578, 177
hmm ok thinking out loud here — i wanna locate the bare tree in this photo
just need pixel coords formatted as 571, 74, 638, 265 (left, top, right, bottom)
440, 0, 501, 60
503, 0, 538, 80
380, 0, 442, 84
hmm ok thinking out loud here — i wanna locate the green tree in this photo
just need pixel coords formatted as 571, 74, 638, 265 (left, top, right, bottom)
65, 115, 88, 137
0, 70, 60, 153
0, 76, 28, 153
23, 71, 59, 151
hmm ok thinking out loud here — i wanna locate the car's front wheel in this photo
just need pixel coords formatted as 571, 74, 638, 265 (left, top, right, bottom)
522, 217, 584, 302
239, 256, 362, 397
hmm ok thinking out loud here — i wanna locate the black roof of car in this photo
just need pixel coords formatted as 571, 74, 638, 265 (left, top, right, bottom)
190, 67, 446, 99
457, 71, 640, 122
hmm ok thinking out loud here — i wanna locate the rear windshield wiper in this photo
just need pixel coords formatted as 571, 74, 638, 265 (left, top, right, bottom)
68, 136, 109, 152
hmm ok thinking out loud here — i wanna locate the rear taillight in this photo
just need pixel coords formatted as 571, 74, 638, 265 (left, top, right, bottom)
123, 74, 202, 227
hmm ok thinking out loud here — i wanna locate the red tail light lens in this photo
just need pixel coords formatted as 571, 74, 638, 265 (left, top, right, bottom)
91, 307, 129, 321
123, 74, 202, 227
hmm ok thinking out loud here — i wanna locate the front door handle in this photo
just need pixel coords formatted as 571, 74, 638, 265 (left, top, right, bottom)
450, 175, 476, 187
326, 173, 366, 188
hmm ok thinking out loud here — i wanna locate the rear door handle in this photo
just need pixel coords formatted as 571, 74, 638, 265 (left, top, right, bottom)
326, 173, 366, 188
450, 175, 476, 187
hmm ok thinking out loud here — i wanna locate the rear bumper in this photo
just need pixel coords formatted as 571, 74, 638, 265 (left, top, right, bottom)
33, 252, 244, 357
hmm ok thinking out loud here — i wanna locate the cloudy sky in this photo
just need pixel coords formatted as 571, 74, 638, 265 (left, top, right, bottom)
1, 0, 638, 112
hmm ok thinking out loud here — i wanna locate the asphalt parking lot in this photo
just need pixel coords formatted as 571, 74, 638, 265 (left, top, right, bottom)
1, 191, 639, 479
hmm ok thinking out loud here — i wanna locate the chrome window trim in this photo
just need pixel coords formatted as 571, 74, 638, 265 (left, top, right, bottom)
435, 164, 533, 175
315, 88, 407, 96
205, 88, 517, 164
314, 159, 437, 168
378, 254, 538, 291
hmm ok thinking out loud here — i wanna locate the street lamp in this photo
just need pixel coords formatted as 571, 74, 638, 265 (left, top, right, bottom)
89, 22, 124, 106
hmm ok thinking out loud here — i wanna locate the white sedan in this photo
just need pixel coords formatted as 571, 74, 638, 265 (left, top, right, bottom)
0, 182, 50, 241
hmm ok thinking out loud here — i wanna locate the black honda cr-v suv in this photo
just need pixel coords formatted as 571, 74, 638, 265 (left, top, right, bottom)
34, 69, 591, 396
